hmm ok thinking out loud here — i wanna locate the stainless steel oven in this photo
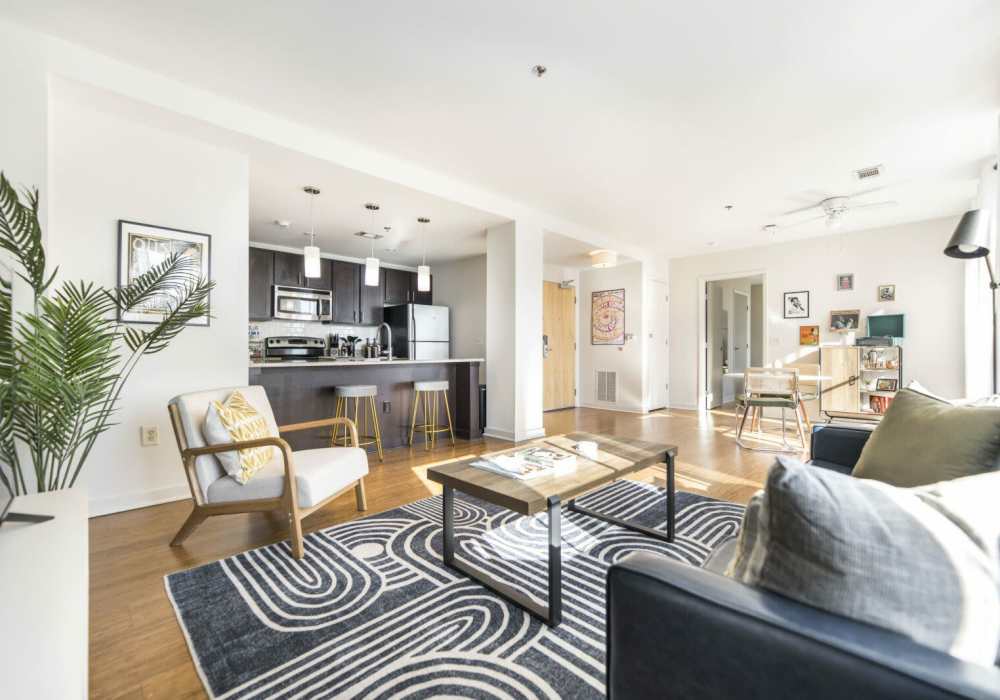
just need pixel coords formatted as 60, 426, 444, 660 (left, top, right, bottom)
272, 285, 332, 322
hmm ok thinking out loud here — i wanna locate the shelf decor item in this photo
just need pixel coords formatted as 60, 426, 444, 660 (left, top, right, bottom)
836, 273, 854, 291
0, 172, 214, 497
118, 220, 211, 326
878, 284, 896, 302
799, 325, 819, 346
876, 377, 899, 392
783, 291, 809, 319
830, 309, 861, 332
591, 288, 625, 345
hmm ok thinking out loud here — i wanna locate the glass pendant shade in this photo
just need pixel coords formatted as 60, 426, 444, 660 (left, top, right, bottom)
303, 245, 321, 278
364, 256, 380, 286
417, 264, 431, 292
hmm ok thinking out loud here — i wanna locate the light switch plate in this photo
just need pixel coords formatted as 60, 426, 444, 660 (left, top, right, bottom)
141, 425, 160, 447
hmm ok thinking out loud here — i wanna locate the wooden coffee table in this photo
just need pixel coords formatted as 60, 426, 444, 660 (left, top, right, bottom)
426, 432, 677, 626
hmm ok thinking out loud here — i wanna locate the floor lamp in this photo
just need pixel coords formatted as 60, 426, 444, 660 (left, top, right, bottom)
944, 209, 996, 394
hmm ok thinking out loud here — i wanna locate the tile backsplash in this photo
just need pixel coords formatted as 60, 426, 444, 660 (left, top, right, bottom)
249, 320, 385, 359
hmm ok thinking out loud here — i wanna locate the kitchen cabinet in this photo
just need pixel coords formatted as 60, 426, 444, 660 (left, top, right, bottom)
248, 247, 274, 320
273, 251, 304, 287
412, 272, 433, 305
331, 260, 360, 324
383, 268, 411, 305
303, 258, 333, 291
359, 269, 385, 326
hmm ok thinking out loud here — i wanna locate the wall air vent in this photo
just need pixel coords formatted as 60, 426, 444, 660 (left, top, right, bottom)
854, 164, 883, 181
596, 370, 617, 403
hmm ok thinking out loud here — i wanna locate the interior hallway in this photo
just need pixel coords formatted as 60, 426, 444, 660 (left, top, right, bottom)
88, 405, 794, 699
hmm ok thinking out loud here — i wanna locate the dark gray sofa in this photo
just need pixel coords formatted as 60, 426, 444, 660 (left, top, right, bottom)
606, 424, 1000, 699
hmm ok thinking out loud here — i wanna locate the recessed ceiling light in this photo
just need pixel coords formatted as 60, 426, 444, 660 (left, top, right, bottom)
724, 204, 734, 211
763, 224, 777, 233
706, 241, 717, 247
531, 64, 547, 78
273, 219, 291, 228
354, 231, 384, 241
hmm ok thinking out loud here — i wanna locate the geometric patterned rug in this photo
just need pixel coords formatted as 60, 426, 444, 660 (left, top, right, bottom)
165, 480, 745, 698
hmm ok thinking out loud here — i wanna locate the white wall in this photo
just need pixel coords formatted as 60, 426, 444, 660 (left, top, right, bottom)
578, 261, 647, 412
49, 90, 249, 516
432, 255, 487, 372
669, 216, 965, 409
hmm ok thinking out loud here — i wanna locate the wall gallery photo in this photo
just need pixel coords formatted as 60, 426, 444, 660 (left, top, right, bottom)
117, 220, 212, 325
830, 309, 861, 332
783, 291, 809, 319
591, 288, 625, 345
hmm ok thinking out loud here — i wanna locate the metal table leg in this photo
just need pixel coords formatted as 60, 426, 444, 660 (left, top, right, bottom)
441, 487, 562, 626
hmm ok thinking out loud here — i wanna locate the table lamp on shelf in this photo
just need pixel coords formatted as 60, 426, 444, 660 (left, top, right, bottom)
944, 208, 996, 393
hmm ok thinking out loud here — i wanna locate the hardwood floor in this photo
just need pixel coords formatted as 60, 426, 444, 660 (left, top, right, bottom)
89, 405, 799, 699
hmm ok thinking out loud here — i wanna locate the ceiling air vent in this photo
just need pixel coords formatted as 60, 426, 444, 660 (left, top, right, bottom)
596, 370, 617, 403
854, 164, 884, 181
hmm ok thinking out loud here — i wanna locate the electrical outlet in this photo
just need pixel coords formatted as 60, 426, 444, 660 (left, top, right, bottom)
382, 401, 391, 414
140, 425, 160, 447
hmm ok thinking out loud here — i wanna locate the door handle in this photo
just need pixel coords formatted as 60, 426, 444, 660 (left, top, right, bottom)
542, 334, 551, 358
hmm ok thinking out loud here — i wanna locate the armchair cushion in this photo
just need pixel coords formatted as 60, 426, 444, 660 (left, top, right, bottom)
728, 456, 1000, 666
170, 386, 281, 501
206, 446, 368, 508
203, 390, 275, 484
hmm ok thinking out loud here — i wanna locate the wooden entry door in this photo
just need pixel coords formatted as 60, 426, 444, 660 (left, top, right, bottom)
543, 281, 576, 410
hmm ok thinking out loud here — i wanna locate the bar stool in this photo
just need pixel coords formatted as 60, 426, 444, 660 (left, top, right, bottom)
333, 384, 383, 461
409, 380, 455, 450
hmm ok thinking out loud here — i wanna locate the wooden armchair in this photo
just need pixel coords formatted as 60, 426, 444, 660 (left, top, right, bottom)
167, 386, 368, 559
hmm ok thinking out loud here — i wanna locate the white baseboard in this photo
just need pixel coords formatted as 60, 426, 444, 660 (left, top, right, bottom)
578, 401, 647, 414
89, 483, 190, 518
519, 427, 546, 441
483, 426, 515, 441
667, 402, 699, 411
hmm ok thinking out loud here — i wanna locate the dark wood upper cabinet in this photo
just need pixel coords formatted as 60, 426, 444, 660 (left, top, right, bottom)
383, 268, 411, 306
331, 260, 360, 324
272, 251, 303, 288
412, 272, 432, 305
248, 247, 274, 320
359, 269, 385, 326
303, 258, 332, 291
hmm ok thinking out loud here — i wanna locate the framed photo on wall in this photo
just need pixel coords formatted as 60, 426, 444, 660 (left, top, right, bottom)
836, 273, 854, 291
878, 284, 896, 302
830, 309, 861, 332
783, 291, 809, 319
591, 288, 625, 345
117, 220, 212, 326
799, 325, 820, 346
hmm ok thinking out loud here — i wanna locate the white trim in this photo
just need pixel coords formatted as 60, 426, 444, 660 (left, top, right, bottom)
250, 242, 418, 272
483, 426, 516, 441
519, 427, 547, 441
667, 402, 699, 411
89, 483, 190, 518
578, 401, 648, 414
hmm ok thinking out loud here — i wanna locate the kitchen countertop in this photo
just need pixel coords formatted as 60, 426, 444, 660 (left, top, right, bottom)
250, 357, 484, 368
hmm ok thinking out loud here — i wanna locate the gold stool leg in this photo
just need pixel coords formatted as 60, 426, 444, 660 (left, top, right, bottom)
423, 391, 431, 450
443, 389, 455, 445
332, 396, 343, 446
409, 390, 420, 446
368, 395, 384, 461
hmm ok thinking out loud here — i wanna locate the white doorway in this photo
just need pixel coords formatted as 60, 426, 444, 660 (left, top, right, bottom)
647, 279, 669, 410
703, 273, 766, 409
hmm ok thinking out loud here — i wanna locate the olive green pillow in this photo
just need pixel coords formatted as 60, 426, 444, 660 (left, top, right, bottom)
852, 388, 1000, 486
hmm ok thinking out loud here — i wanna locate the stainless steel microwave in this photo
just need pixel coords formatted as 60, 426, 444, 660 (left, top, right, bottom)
272, 285, 332, 322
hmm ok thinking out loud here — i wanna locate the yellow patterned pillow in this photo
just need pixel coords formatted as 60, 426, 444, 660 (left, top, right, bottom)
203, 390, 275, 484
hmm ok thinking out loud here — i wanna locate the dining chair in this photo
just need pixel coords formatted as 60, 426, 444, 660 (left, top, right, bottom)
167, 385, 368, 559
735, 367, 806, 452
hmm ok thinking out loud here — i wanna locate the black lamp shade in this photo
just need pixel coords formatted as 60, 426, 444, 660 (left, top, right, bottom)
944, 209, 991, 259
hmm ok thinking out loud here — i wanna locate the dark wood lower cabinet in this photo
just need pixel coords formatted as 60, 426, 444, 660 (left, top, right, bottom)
249, 362, 481, 451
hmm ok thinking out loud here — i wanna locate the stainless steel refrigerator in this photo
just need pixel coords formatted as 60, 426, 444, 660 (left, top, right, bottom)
385, 304, 450, 360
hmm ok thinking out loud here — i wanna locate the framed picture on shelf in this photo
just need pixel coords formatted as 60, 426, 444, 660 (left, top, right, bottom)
878, 284, 896, 302
799, 325, 819, 346
829, 309, 861, 332
591, 288, 625, 345
783, 290, 809, 319
117, 220, 212, 326
875, 377, 898, 392
836, 273, 854, 291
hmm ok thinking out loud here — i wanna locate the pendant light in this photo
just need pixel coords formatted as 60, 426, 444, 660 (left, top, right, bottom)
302, 186, 321, 278
416, 217, 431, 292
363, 202, 381, 286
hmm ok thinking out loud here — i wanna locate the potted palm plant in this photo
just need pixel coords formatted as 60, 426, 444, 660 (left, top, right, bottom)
0, 172, 214, 496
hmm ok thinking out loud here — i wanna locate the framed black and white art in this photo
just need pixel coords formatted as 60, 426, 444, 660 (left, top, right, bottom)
783, 290, 809, 319
117, 220, 212, 326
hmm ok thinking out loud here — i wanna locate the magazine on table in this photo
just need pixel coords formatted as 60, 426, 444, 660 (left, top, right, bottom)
470, 447, 577, 480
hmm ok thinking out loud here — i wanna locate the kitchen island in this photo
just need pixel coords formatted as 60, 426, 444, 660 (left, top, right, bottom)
249, 358, 483, 451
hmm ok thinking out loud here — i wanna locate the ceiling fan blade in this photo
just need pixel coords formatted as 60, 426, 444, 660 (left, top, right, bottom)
776, 214, 828, 229
847, 186, 887, 200
850, 200, 897, 211
779, 202, 823, 217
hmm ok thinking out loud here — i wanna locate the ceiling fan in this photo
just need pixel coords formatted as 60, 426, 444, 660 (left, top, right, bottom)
770, 187, 898, 232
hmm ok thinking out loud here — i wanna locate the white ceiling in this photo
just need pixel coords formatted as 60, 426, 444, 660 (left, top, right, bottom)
9, 1, 1000, 257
